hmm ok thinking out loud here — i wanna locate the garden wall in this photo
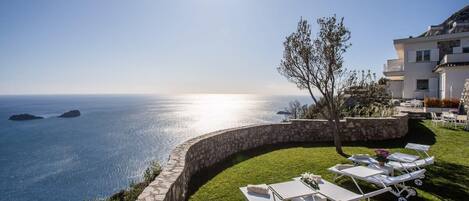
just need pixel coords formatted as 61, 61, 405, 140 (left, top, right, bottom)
137, 113, 408, 201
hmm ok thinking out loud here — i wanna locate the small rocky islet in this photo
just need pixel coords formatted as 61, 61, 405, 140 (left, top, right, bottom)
8, 110, 81, 121
8, 114, 44, 121
58, 110, 81, 118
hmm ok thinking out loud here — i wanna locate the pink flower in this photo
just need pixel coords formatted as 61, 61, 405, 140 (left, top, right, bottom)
374, 149, 390, 158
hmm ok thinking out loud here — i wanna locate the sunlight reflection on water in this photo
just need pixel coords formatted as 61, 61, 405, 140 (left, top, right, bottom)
0, 94, 310, 201
180, 94, 258, 133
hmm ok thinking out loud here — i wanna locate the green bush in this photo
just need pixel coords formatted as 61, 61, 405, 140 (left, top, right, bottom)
107, 161, 162, 201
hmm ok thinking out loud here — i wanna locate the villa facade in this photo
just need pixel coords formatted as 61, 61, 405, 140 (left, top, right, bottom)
384, 6, 469, 99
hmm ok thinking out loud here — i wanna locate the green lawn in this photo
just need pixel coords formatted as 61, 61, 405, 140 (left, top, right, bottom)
189, 120, 469, 201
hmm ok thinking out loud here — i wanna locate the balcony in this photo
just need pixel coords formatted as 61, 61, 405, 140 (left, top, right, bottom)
440, 53, 469, 64
383, 59, 404, 76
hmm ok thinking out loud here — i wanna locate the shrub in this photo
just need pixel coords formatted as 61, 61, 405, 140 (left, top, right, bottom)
424, 97, 441, 107
107, 161, 162, 201
143, 161, 162, 183
424, 97, 459, 108
442, 98, 460, 108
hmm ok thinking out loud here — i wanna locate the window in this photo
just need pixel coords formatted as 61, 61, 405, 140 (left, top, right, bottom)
463, 47, 469, 53
423, 50, 430, 61
416, 79, 429, 90
416, 50, 431, 62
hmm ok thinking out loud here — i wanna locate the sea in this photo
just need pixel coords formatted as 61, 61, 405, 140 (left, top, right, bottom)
0, 94, 310, 201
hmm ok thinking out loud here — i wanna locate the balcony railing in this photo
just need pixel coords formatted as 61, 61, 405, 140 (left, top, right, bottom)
440, 53, 469, 64
383, 59, 404, 72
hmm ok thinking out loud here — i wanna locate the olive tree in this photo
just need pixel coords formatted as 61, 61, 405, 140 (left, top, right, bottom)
461, 81, 469, 129
278, 16, 353, 155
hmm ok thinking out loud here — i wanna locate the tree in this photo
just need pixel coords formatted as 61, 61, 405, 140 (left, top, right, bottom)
344, 70, 394, 117
284, 100, 308, 119
278, 16, 352, 155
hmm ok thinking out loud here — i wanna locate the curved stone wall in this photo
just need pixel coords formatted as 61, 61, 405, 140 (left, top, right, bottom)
137, 114, 408, 201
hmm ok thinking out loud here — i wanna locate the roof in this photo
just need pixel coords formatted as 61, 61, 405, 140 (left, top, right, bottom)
419, 5, 469, 37
394, 32, 469, 45
433, 62, 469, 72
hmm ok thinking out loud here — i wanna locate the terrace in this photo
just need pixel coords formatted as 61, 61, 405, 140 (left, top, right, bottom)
189, 120, 469, 201
383, 59, 404, 76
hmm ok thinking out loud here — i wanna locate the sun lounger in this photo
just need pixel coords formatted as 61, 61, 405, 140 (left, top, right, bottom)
387, 156, 434, 171
319, 166, 392, 201
405, 143, 431, 158
363, 169, 426, 201
241, 175, 390, 201
348, 153, 432, 178
347, 154, 378, 165
240, 182, 326, 201
292, 177, 391, 201
329, 164, 425, 201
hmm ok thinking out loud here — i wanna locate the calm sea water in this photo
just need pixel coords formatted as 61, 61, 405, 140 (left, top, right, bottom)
0, 94, 309, 201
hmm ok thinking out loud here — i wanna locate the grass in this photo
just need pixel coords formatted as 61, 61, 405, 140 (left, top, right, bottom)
188, 120, 469, 201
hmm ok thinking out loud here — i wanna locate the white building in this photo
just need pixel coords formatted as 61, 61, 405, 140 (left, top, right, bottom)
384, 6, 469, 100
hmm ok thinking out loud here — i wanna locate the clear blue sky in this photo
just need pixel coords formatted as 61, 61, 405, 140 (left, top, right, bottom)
0, 0, 467, 95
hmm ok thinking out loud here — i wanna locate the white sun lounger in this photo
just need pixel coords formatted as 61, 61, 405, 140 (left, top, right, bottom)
329, 164, 426, 201
348, 154, 434, 171
241, 177, 391, 201
291, 177, 391, 201
362, 169, 426, 201
405, 143, 431, 158
302, 167, 392, 201
240, 184, 326, 201
347, 154, 379, 165
348, 154, 432, 185
387, 156, 435, 171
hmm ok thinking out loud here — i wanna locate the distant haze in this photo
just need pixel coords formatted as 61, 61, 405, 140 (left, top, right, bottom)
0, 0, 466, 95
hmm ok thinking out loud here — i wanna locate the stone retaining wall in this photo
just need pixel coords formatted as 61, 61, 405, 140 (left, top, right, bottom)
137, 114, 408, 201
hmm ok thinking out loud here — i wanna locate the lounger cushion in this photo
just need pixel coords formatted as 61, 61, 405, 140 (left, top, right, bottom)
240, 186, 327, 201
240, 187, 274, 201
247, 184, 269, 195
347, 155, 378, 164
365, 169, 426, 186
387, 156, 434, 170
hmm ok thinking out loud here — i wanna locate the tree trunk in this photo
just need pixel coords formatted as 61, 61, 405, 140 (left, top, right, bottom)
328, 117, 344, 155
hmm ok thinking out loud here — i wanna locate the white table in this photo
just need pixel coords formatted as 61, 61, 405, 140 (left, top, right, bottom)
268, 180, 317, 201
387, 152, 419, 163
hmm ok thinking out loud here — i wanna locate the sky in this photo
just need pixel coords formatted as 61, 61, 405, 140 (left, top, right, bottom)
0, 0, 468, 95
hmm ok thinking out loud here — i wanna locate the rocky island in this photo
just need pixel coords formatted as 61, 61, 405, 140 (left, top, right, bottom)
58, 110, 81, 118
8, 114, 44, 121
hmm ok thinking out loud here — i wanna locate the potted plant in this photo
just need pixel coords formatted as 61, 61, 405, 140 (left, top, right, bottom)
300, 172, 320, 190
374, 149, 390, 166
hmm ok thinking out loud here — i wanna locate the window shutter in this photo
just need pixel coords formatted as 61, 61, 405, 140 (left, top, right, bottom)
453, 46, 462, 54
408, 51, 416, 62
430, 49, 439, 61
